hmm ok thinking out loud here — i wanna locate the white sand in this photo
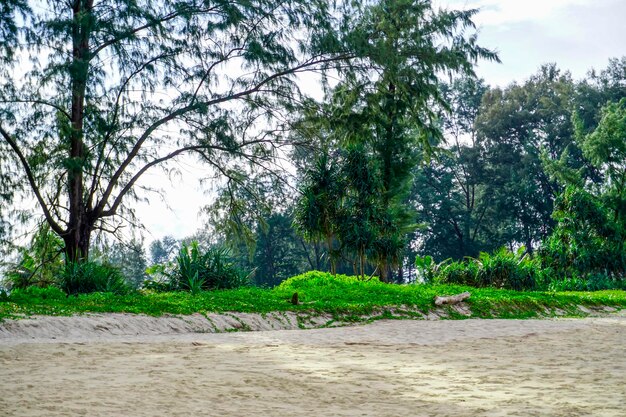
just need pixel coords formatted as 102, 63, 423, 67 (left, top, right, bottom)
1, 313, 625, 416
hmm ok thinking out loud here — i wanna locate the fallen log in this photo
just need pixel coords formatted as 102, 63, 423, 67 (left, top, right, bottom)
434, 291, 471, 306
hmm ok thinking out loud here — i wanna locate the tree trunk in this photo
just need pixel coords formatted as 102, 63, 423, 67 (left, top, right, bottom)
62, 222, 92, 263
359, 248, 365, 279
379, 261, 388, 282
326, 235, 336, 275
64, 0, 94, 264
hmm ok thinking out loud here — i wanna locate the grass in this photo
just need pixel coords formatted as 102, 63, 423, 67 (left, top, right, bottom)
1, 271, 625, 322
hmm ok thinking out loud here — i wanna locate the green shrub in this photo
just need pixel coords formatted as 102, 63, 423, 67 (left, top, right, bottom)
436, 260, 479, 286
60, 260, 129, 295
414, 255, 452, 283
8, 286, 66, 301
168, 242, 250, 292
474, 248, 538, 291
279, 270, 375, 290
539, 186, 626, 290
430, 248, 538, 291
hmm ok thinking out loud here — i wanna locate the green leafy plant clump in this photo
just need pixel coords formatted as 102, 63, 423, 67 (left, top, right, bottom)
1, 271, 625, 323
417, 248, 542, 291
59, 260, 130, 295
145, 241, 251, 293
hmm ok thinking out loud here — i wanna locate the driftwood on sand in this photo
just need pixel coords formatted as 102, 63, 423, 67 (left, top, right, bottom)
434, 292, 471, 306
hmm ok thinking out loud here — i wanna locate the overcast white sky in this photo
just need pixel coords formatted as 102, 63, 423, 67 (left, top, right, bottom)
138, 0, 626, 244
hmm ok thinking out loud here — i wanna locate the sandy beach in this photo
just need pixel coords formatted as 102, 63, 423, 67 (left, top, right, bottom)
1, 314, 625, 416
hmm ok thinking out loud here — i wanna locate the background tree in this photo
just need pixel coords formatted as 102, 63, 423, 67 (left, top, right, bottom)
541, 98, 626, 285
93, 236, 148, 289
293, 0, 498, 280
411, 77, 494, 260
149, 236, 179, 265
475, 65, 577, 253
253, 213, 310, 287
293, 152, 343, 274
1, 223, 64, 289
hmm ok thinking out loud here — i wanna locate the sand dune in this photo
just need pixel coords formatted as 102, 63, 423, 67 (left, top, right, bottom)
1, 314, 625, 416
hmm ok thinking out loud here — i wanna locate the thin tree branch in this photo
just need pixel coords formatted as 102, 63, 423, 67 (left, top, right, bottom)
0, 125, 65, 235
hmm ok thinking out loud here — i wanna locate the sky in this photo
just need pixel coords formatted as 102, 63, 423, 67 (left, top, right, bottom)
138, 0, 626, 244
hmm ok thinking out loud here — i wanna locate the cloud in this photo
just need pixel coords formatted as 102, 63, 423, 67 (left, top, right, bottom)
436, 0, 595, 26
434, 0, 626, 87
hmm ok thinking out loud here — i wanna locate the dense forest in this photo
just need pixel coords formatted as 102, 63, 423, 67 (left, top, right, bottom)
0, 0, 624, 294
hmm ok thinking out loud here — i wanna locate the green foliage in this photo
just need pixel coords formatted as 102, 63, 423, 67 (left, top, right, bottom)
0, 0, 352, 264
473, 248, 539, 291
541, 99, 626, 288
168, 241, 250, 292
2, 223, 64, 289
435, 260, 480, 287
291, 0, 497, 281
3, 270, 626, 323
475, 65, 579, 253
293, 152, 343, 273
411, 77, 496, 261
91, 236, 148, 289
253, 213, 310, 287
414, 255, 452, 283
540, 187, 625, 285
8, 286, 66, 302
60, 261, 129, 295
432, 248, 539, 291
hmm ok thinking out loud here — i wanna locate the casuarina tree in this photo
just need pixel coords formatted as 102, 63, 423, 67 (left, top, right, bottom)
0, 0, 353, 263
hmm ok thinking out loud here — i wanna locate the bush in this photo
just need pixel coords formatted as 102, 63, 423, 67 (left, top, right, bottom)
8, 286, 66, 301
60, 260, 129, 295
279, 270, 376, 290
167, 242, 250, 292
427, 248, 539, 291
436, 260, 479, 287
474, 248, 538, 291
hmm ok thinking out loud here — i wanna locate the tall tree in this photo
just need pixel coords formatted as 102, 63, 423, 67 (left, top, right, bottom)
306, 0, 498, 280
411, 77, 494, 260
0, 0, 352, 263
149, 236, 179, 265
476, 64, 577, 253
293, 152, 343, 274
542, 98, 626, 281
253, 213, 309, 286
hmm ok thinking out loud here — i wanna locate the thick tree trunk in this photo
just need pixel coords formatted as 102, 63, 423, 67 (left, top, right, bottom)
63, 0, 94, 264
63, 223, 92, 263
379, 261, 388, 283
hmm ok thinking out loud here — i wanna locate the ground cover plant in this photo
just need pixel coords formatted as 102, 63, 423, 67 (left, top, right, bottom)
1, 271, 625, 323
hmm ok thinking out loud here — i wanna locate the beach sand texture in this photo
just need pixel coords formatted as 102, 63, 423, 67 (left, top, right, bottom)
1, 315, 625, 416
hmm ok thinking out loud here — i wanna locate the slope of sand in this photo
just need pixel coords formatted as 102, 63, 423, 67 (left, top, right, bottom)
1, 314, 625, 416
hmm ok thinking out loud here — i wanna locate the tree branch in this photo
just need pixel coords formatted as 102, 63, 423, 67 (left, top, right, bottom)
0, 125, 65, 235
95, 53, 353, 217
0, 99, 70, 120
99, 145, 207, 218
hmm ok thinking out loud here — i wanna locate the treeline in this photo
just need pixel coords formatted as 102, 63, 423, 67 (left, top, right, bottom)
208, 58, 626, 288
2, 58, 624, 292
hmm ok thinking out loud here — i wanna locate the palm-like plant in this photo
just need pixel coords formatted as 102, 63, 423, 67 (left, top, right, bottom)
293, 152, 344, 274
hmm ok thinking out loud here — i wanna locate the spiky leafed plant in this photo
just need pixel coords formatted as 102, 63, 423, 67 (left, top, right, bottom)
293, 152, 343, 274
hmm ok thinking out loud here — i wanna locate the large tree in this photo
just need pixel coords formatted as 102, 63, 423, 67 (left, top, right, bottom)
0, 0, 352, 262
411, 77, 495, 260
475, 64, 577, 253
293, 0, 498, 280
